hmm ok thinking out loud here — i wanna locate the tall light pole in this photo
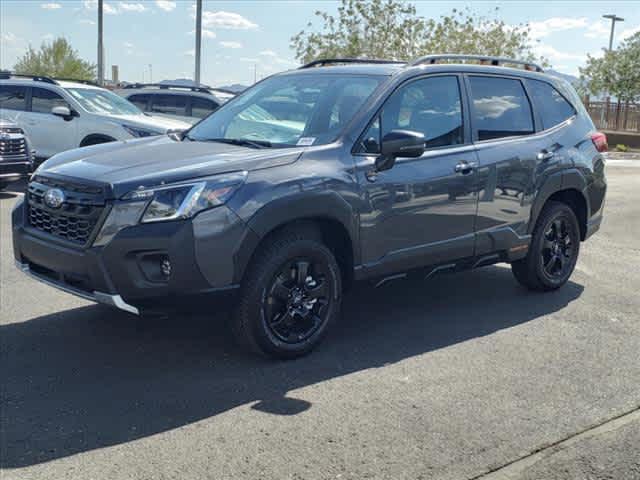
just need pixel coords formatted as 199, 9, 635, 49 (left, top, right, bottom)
601, 14, 624, 129
194, 0, 202, 84
97, 0, 104, 85
603, 14, 624, 51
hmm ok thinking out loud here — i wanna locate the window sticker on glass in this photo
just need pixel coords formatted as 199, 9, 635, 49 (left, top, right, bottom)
296, 137, 316, 146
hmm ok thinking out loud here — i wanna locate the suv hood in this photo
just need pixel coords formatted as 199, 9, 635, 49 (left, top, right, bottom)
38, 135, 305, 198
109, 114, 190, 132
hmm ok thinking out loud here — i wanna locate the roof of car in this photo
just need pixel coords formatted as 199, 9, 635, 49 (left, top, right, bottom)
277, 61, 559, 84
0, 77, 104, 90
280, 63, 405, 76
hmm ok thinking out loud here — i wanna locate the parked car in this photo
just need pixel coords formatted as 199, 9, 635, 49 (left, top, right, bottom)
0, 73, 190, 161
12, 55, 607, 359
117, 83, 235, 124
0, 117, 33, 190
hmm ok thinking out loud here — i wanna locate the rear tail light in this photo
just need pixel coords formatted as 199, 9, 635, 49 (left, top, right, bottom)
591, 132, 608, 153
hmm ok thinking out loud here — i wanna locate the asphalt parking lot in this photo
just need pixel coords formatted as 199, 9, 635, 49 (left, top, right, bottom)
1, 162, 639, 480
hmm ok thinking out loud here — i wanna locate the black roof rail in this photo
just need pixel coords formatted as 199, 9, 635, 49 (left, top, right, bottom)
0, 71, 59, 85
409, 54, 544, 72
299, 58, 406, 69
122, 82, 214, 94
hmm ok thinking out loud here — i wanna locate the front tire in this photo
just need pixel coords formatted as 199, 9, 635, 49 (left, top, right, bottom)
512, 201, 581, 291
233, 226, 342, 359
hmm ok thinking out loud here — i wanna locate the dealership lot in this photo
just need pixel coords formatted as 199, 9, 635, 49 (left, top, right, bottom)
1, 164, 639, 479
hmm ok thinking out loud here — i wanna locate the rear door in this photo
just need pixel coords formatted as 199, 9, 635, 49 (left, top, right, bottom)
23, 87, 78, 157
355, 74, 479, 275
466, 75, 559, 257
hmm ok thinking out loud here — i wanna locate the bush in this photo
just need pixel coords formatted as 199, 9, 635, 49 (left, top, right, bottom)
615, 144, 629, 152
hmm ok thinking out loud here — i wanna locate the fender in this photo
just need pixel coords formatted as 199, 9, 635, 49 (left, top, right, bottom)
232, 190, 359, 283
528, 168, 590, 234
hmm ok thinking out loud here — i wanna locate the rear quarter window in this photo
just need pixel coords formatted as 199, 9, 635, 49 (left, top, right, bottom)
527, 79, 576, 130
468, 76, 534, 141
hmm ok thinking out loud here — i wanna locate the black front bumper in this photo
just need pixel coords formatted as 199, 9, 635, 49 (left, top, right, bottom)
12, 197, 243, 315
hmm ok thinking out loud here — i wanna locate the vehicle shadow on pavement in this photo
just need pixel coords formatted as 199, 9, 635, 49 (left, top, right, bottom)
0, 265, 583, 468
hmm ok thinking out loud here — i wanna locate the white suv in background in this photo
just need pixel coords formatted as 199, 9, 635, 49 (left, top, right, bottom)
0, 73, 190, 160
117, 83, 235, 125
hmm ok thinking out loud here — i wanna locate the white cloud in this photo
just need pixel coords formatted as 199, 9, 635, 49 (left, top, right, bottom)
155, 0, 176, 12
1, 32, 19, 44
219, 41, 242, 49
201, 11, 257, 30
585, 20, 609, 39
240, 57, 259, 63
79, 18, 96, 25
118, 2, 146, 13
258, 49, 297, 67
188, 29, 216, 39
83, 0, 118, 15
534, 43, 586, 62
529, 17, 588, 39
41, 2, 62, 9
184, 49, 195, 57
620, 25, 640, 41
42, 33, 55, 41
123, 41, 134, 49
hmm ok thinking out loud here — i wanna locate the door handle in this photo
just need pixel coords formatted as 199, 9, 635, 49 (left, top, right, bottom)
454, 161, 477, 174
537, 150, 555, 161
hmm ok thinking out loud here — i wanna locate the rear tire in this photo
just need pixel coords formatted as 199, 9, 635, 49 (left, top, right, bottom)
512, 201, 580, 291
233, 226, 342, 359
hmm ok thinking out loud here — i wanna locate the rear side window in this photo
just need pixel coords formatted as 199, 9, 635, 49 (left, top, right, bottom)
128, 94, 151, 111
191, 97, 218, 119
150, 94, 187, 116
468, 76, 534, 141
31, 87, 68, 113
527, 79, 576, 130
0, 85, 28, 111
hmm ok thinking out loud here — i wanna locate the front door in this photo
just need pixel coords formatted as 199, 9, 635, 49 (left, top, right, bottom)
355, 74, 479, 276
23, 87, 78, 158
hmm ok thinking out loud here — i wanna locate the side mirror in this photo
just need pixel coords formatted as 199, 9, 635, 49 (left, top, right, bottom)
375, 129, 425, 172
51, 105, 72, 119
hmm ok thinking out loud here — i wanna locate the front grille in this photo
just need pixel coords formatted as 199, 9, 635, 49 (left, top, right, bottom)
0, 137, 28, 162
27, 178, 107, 245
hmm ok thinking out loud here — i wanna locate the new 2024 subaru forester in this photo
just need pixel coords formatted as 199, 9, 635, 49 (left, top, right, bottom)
12, 56, 607, 358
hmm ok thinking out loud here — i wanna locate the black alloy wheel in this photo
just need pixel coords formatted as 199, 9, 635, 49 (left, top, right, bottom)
263, 258, 331, 344
511, 201, 580, 291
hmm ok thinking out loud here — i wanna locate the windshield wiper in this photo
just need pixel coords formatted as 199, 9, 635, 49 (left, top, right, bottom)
203, 138, 273, 149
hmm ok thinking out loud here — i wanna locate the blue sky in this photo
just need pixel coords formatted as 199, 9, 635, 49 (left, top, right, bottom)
1, 0, 639, 87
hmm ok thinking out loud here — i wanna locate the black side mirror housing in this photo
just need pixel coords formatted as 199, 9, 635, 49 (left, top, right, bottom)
375, 129, 425, 172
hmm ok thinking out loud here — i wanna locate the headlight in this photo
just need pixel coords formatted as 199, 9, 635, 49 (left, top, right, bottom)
122, 124, 163, 138
123, 171, 247, 223
93, 172, 247, 247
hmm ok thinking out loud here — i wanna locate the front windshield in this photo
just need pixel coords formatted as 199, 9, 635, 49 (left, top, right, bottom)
67, 88, 142, 115
188, 74, 384, 147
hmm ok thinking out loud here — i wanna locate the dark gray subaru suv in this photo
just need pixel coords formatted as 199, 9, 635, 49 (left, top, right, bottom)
13, 55, 607, 358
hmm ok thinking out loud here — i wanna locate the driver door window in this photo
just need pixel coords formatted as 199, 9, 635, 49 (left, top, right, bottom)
360, 76, 463, 154
31, 87, 69, 114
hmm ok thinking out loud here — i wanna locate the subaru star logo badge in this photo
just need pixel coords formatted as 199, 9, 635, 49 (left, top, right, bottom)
43, 188, 65, 209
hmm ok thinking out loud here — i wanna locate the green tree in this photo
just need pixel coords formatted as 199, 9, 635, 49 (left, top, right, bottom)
291, 0, 546, 66
580, 32, 640, 102
14, 37, 95, 80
